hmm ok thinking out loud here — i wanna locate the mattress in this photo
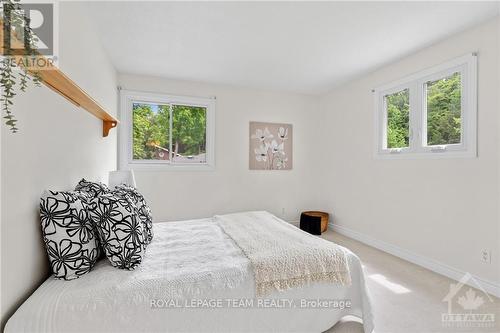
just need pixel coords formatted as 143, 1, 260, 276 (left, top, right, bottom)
5, 217, 374, 333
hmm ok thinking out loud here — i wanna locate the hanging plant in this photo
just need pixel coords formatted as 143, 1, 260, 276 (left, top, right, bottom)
1, 0, 42, 133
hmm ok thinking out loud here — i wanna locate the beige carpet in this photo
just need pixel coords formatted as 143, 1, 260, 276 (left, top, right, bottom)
320, 231, 500, 333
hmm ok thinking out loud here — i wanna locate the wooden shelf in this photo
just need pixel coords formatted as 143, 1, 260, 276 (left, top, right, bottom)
0, 19, 118, 137
36, 67, 119, 137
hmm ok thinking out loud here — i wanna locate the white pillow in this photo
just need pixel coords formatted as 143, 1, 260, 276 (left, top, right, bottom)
39, 190, 101, 280
88, 192, 145, 270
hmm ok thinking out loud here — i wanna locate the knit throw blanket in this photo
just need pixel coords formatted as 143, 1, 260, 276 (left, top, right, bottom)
215, 211, 351, 296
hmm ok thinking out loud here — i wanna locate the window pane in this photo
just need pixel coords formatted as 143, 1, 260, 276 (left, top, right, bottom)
426, 72, 462, 146
386, 89, 410, 149
172, 105, 207, 163
132, 103, 170, 160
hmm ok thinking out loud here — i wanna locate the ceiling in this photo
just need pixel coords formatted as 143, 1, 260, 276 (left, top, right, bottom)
87, 1, 499, 95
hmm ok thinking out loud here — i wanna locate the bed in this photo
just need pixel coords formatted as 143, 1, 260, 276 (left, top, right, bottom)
5, 212, 374, 333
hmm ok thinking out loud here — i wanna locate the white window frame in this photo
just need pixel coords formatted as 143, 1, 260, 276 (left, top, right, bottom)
374, 53, 477, 159
119, 89, 216, 170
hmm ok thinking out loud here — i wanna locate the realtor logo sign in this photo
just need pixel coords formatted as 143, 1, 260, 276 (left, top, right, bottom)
442, 273, 495, 329
1, 0, 57, 65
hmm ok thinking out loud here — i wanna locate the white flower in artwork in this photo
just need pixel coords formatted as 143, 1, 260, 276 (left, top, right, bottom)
254, 144, 269, 162
251, 128, 274, 142
278, 127, 288, 140
269, 140, 284, 155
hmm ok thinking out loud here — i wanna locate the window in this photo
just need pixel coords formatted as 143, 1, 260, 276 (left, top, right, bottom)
385, 88, 410, 149
425, 72, 462, 146
375, 54, 477, 158
120, 90, 215, 170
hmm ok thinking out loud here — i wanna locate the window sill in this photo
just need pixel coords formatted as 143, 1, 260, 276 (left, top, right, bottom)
125, 162, 215, 171
375, 150, 477, 160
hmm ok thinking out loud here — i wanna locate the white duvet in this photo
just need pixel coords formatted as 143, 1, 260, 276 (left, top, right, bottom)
5, 215, 374, 333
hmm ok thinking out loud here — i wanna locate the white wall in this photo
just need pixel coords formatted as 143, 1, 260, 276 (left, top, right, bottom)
0, 3, 117, 328
318, 18, 500, 285
118, 74, 322, 222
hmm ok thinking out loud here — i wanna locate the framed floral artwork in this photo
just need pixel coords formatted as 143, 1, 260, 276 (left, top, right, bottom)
249, 122, 293, 170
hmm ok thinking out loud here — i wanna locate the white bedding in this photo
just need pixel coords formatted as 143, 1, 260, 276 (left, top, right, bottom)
5, 216, 374, 333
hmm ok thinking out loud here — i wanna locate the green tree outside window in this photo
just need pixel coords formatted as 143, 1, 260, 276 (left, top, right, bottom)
132, 103, 206, 161
426, 72, 461, 146
386, 89, 410, 149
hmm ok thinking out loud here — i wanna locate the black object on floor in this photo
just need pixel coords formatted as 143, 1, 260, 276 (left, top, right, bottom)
300, 213, 322, 235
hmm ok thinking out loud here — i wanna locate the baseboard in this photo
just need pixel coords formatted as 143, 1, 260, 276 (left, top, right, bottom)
330, 222, 500, 298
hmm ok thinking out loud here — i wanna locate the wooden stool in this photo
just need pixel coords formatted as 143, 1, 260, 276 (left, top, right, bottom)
299, 211, 329, 235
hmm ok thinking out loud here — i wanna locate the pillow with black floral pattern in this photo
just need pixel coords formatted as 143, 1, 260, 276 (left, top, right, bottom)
88, 193, 145, 270
40, 190, 101, 280
75, 178, 109, 198
114, 184, 154, 246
